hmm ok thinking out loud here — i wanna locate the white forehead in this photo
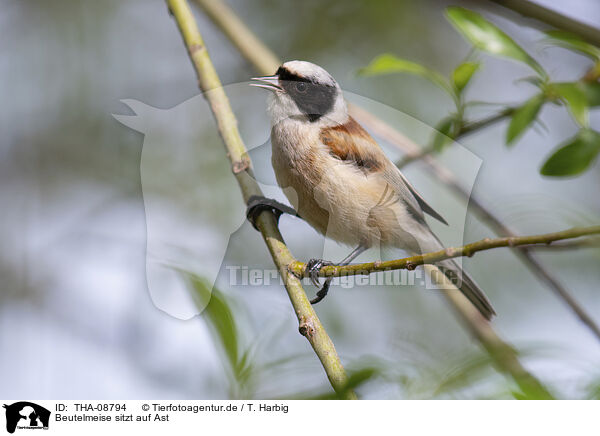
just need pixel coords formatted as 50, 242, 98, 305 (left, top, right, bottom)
281, 60, 337, 86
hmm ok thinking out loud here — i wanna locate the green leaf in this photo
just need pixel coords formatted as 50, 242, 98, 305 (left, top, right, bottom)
341, 367, 377, 392
552, 82, 589, 126
308, 367, 379, 400
431, 117, 458, 151
434, 353, 496, 396
359, 54, 454, 96
545, 30, 600, 60
446, 7, 545, 77
188, 275, 241, 378
452, 61, 480, 93
506, 94, 545, 145
541, 129, 600, 176
580, 81, 600, 107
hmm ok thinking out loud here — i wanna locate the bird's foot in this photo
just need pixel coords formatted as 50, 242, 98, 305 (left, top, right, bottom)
305, 258, 334, 288
246, 195, 299, 230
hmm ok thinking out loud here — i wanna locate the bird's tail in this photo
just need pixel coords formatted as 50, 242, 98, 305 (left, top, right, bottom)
416, 231, 496, 320
433, 259, 496, 320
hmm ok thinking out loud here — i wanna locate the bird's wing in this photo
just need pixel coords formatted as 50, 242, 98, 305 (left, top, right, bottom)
383, 167, 448, 225
320, 116, 448, 225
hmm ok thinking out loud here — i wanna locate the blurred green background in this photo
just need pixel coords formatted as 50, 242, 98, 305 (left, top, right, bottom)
1, 0, 599, 399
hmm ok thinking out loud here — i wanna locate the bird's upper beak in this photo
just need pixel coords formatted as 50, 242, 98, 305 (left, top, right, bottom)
249, 75, 282, 92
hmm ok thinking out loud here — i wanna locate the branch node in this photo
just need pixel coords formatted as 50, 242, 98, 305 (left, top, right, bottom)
189, 43, 205, 55
232, 157, 250, 174
298, 317, 316, 339
288, 262, 303, 279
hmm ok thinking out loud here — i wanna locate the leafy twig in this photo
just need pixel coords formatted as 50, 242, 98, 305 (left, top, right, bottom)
166, 0, 356, 399
350, 98, 600, 339
350, 70, 600, 340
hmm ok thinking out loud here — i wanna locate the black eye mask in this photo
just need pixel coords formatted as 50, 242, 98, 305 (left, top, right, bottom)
277, 66, 338, 122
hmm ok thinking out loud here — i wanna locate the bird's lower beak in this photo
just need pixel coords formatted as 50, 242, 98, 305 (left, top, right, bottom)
249, 75, 282, 92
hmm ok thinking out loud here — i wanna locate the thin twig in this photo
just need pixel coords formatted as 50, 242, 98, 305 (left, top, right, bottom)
166, 0, 356, 399
488, 0, 600, 46
528, 237, 600, 251
348, 0, 600, 346
349, 100, 600, 343
458, 107, 516, 138
361, 1, 600, 345
396, 107, 515, 169
194, 0, 557, 398
288, 226, 600, 278
396, 143, 437, 169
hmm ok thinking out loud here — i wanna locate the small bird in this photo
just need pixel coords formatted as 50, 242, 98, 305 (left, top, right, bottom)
250, 60, 495, 320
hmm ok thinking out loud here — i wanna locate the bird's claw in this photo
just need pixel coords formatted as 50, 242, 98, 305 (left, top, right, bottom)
310, 280, 332, 305
305, 258, 333, 288
246, 195, 299, 230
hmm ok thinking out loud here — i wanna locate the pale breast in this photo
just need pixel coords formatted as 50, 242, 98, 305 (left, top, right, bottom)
271, 120, 331, 236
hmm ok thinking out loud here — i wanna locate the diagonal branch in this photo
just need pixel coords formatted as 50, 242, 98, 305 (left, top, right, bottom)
166, 0, 356, 399
288, 226, 600, 278
488, 0, 600, 46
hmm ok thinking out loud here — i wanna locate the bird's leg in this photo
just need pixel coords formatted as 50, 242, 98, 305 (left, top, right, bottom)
246, 195, 301, 230
310, 244, 368, 305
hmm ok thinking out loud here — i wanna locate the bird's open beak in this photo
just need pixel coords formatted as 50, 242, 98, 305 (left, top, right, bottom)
249, 75, 282, 92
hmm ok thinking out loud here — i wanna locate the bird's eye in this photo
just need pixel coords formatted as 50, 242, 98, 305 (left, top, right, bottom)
295, 82, 307, 93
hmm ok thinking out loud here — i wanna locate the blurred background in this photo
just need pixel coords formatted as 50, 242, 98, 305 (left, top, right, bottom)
1, 0, 599, 399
